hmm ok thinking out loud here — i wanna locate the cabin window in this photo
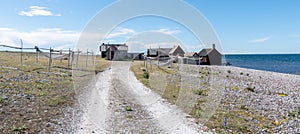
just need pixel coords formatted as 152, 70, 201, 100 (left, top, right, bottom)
202, 57, 207, 62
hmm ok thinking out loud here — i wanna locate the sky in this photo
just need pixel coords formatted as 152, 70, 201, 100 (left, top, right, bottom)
0, 0, 300, 54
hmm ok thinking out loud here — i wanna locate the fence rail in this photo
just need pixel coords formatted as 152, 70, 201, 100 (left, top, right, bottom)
0, 43, 96, 72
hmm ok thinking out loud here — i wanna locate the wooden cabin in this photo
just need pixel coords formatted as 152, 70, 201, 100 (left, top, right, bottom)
147, 45, 185, 58
198, 44, 222, 65
169, 45, 185, 57
100, 43, 128, 60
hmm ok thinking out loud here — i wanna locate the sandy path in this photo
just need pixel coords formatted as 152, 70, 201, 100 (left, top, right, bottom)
76, 61, 209, 133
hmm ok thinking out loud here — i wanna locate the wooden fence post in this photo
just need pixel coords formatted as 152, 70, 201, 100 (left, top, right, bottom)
20, 39, 23, 65
48, 47, 52, 72
60, 50, 62, 63
67, 48, 71, 68
86, 49, 88, 67
76, 49, 79, 69
92, 50, 94, 66
35, 46, 39, 63
72, 51, 74, 66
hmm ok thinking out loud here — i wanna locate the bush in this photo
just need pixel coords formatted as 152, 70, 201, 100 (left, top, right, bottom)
245, 87, 255, 92
227, 70, 231, 73
125, 106, 133, 111
193, 89, 203, 95
143, 71, 149, 79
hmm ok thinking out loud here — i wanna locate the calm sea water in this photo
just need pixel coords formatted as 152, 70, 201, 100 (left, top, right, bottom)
224, 54, 300, 75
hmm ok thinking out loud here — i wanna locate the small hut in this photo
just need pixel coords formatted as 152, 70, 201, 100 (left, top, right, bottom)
198, 44, 222, 65
169, 45, 185, 57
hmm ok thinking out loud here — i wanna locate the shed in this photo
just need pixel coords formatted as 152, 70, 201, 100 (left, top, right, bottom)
100, 43, 128, 60
169, 45, 185, 57
198, 44, 222, 65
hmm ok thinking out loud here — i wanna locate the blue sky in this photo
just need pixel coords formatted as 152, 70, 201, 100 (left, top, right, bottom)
0, 0, 300, 54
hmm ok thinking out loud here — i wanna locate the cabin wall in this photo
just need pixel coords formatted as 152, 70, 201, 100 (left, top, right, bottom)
208, 50, 222, 65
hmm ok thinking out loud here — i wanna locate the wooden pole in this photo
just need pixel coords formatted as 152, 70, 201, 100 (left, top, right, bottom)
76, 49, 79, 69
67, 48, 70, 68
86, 49, 88, 67
20, 39, 23, 65
71, 51, 74, 66
144, 56, 145, 67
35, 46, 39, 63
48, 47, 52, 72
92, 50, 94, 66
60, 50, 62, 63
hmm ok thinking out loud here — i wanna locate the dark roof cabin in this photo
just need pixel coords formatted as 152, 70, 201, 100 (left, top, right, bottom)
184, 52, 199, 58
198, 44, 222, 65
169, 45, 185, 57
100, 43, 128, 60
147, 48, 172, 58
147, 45, 185, 58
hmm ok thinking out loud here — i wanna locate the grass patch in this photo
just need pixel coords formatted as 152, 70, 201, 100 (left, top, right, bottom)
0, 96, 4, 103
125, 106, 133, 111
193, 89, 208, 96
277, 93, 287, 97
229, 85, 239, 91
47, 95, 69, 107
25, 90, 47, 97
11, 125, 25, 132
245, 87, 255, 92
143, 71, 149, 79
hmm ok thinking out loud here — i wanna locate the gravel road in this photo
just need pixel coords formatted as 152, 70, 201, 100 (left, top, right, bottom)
75, 61, 210, 134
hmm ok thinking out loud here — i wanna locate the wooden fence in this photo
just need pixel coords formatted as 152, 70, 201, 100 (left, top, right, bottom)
0, 42, 95, 72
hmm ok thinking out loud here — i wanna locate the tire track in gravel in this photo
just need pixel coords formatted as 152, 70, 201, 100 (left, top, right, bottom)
77, 61, 210, 133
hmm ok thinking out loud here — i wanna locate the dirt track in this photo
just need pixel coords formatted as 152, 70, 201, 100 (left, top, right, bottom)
76, 61, 209, 134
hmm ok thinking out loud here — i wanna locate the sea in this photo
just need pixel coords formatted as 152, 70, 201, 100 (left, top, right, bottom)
224, 54, 300, 75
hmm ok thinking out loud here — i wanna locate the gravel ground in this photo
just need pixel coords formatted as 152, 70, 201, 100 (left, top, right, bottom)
177, 64, 300, 133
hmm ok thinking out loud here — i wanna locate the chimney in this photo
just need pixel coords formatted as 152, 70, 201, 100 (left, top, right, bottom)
212, 44, 216, 50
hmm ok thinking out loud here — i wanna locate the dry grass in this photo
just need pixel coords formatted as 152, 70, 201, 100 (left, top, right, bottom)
0, 51, 109, 133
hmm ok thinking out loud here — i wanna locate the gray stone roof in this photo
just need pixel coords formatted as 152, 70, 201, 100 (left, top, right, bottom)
198, 48, 213, 56
184, 52, 199, 57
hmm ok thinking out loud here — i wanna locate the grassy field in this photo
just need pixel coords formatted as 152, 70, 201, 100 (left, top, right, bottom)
0, 51, 110, 133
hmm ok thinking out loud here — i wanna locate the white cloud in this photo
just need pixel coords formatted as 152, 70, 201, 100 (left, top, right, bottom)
249, 37, 270, 43
151, 28, 181, 35
106, 28, 136, 39
0, 27, 79, 50
18, 6, 61, 17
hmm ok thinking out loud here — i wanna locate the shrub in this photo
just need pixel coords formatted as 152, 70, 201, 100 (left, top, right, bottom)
227, 70, 231, 73
245, 87, 255, 92
11, 125, 25, 132
125, 106, 133, 111
240, 72, 243, 75
143, 71, 149, 79
240, 105, 248, 110
0, 97, 3, 103
193, 89, 203, 95
193, 89, 208, 96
